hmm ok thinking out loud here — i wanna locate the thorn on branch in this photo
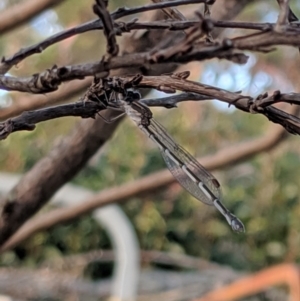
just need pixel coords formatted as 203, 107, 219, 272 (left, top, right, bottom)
171, 71, 190, 80
30, 65, 62, 93
115, 18, 139, 34
201, 18, 214, 34
201, 5, 214, 42
0, 119, 14, 140
273, 90, 281, 101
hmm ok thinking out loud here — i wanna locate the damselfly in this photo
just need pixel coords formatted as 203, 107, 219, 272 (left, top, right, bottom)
100, 89, 245, 232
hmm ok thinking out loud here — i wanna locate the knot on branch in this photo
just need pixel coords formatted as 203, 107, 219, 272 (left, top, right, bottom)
194, 10, 214, 41
0, 119, 13, 140
93, 0, 119, 59
30, 65, 63, 93
248, 93, 269, 113
0, 117, 36, 140
115, 18, 138, 34
201, 18, 214, 34
171, 71, 190, 80
105, 74, 143, 91
249, 90, 283, 113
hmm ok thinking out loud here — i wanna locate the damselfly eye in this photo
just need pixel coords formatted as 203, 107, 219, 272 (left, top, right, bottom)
133, 91, 141, 100
126, 90, 141, 101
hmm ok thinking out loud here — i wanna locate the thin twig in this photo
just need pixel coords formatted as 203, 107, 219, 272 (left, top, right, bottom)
141, 92, 213, 108
0, 44, 247, 93
4, 26, 300, 94
125, 74, 300, 134
0, 0, 204, 74
2, 74, 300, 139
0, 102, 102, 140
93, 0, 119, 59
41, 249, 218, 272
0, 78, 92, 120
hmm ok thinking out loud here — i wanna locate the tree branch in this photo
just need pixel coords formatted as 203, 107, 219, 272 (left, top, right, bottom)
0, 78, 91, 120
41, 249, 218, 272
0, 0, 204, 74
196, 264, 299, 301
0, 267, 107, 300
93, 0, 119, 58
3, 25, 300, 94
127, 74, 300, 135
115, 19, 274, 33
0, 101, 102, 140
0, 43, 248, 93
2, 74, 300, 140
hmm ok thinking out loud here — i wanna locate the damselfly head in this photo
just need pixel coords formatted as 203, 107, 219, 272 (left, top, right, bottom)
125, 90, 141, 103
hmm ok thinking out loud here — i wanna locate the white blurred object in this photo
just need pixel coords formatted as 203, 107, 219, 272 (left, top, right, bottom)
0, 172, 140, 301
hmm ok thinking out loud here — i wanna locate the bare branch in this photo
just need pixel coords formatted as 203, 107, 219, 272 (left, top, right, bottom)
0, 102, 102, 140
141, 92, 213, 107
4, 26, 300, 94
0, 91, 211, 139
41, 249, 218, 272
115, 19, 273, 32
0, 41, 247, 93
196, 263, 299, 301
2, 74, 300, 139
93, 0, 119, 58
0, 267, 107, 300
0, 0, 204, 74
125, 74, 300, 134
210, 0, 257, 37
0, 78, 91, 120
0, 254, 242, 300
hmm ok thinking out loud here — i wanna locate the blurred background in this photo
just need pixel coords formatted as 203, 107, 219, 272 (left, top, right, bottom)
1, 0, 300, 300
